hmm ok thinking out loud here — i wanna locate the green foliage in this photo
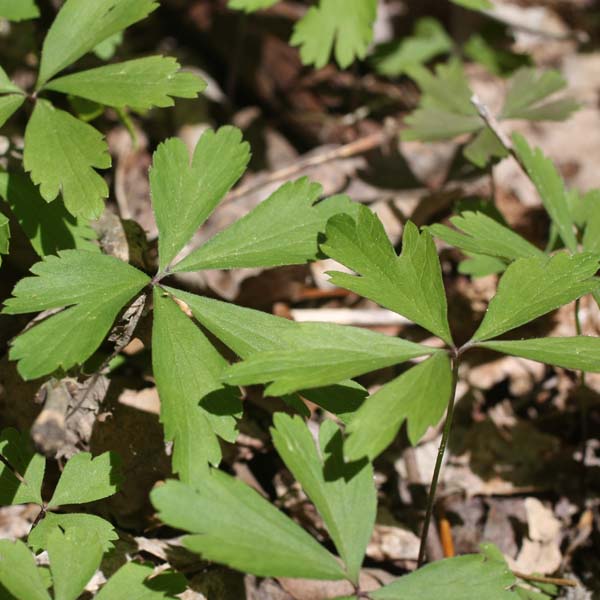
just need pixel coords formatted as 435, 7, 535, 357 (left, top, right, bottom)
44, 57, 205, 111
471, 253, 599, 342
152, 289, 241, 485
151, 471, 347, 580
0, 212, 9, 266
404, 61, 578, 167
0, 539, 50, 600
0, 172, 98, 258
477, 337, 600, 373
429, 211, 545, 263
345, 353, 453, 460
322, 205, 453, 344
372, 18, 452, 77
450, 0, 493, 9
228, 0, 279, 11
512, 134, 578, 252
0, 94, 24, 127
2, 250, 150, 379
23, 100, 112, 220
370, 544, 516, 599
271, 414, 376, 583
0, 0, 39, 21
290, 0, 377, 69
150, 129, 250, 272
47, 527, 103, 600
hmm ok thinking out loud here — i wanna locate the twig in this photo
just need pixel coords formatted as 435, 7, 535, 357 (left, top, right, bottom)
482, 9, 588, 44
0, 453, 27, 486
223, 122, 400, 204
418, 354, 460, 566
513, 571, 578, 588
470, 94, 514, 153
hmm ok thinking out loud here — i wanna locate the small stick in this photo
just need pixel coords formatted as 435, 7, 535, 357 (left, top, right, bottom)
223, 122, 400, 205
513, 571, 578, 588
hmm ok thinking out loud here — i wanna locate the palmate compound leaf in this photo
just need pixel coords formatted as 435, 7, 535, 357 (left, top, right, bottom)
151, 473, 347, 580
163, 288, 368, 418
44, 57, 206, 111
321, 204, 453, 345
0, 540, 50, 600
28, 512, 118, 553
48, 451, 122, 507
47, 527, 103, 600
150, 128, 250, 272
429, 211, 545, 263
173, 179, 358, 272
23, 100, 112, 220
0, 171, 98, 257
0, 212, 8, 267
471, 253, 600, 342
344, 353, 453, 461
0, 93, 24, 128
152, 289, 242, 484
271, 414, 376, 584
37, 0, 158, 88
501, 68, 579, 122
0, 428, 44, 505
0, 0, 39, 21
95, 562, 186, 600
370, 543, 516, 600
228, 0, 279, 11
290, 0, 377, 69
2, 250, 150, 379
512, 134, 578, 253
477, 337, 600, 373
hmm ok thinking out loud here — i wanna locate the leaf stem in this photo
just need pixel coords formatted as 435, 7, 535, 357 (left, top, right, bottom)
417, 352, 460, 567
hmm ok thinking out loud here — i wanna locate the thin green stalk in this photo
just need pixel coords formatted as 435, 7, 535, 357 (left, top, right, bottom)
417, 353, 460, 567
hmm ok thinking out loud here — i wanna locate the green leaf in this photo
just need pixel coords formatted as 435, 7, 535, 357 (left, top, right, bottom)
345, 353, 453, 461
93, 32, 124, 61
23, 100, 111, 219
0, 540, 50, 600
228, 0, 279, 11
370, 544, 516, 599
463, 126, 508, 168
0, 67, 22, 94
3, 250, 149, 379
402, 60, 482, 142
37, 0, 158, 88
151, 474, 347, 580
0, 428, 44, 505
150, 128, 250, 272
96, 563, 186, 600
583, 202, 600, 255
271, 415, 376, 583
322, 206, 453, 344
174, 180, 357, 271
463, 33, 530, 77
477, 336, 600, 373
45, 57, 206, 111
429, 211, 544, 262
223, 338, 437, 396
450, 0, 493, 9
290, 0, 377, 69
165, 289, 369, 416
512, 134, 577, 252
501, 68, 578, 122
48, 527, 103, 600
0, 0, 39, 21
152, 289, 241, 483
28, 513, 117, 553
472, 253, 600, 342
49, 451, 121, 506
372, 18, 452, 78
0, 212, 8, 267
459, 253, 507, 278
0, 94, 24, 128
0, 172, 98, 257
